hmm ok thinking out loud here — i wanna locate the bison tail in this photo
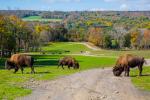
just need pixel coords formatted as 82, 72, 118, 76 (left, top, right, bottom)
113, 67, 124, 76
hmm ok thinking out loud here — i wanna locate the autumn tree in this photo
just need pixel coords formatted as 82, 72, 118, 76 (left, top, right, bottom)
143, 29, 150, 49
103, 35, 112, 48
88, 27, 103, 46
130, 29, 141, 49
0, 15, 17, 56
113, 25, 128, 48
123, 33, 131, 48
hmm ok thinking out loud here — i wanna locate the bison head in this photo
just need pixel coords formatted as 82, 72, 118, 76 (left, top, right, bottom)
5, 60, 16, 70
113, 65, 124, 76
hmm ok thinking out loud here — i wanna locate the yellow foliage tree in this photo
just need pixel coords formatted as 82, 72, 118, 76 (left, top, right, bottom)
130, 30, 140, 49
88, 27, 103, 46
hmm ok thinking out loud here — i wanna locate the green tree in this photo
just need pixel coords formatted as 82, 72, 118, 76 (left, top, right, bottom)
103, 35, 112, 48
124, 33, 131, 48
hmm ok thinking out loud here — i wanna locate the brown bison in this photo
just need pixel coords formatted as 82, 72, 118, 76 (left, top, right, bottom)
5, 54, 35, 74
113, 54, 145, 77
58, 56, 79, 69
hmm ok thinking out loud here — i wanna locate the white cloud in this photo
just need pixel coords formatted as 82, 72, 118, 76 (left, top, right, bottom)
103, 0, 150, 11
120, 4, 128, 10
104, 0, 120, 2
43, 0, 80, 3
104, 0, 150, 4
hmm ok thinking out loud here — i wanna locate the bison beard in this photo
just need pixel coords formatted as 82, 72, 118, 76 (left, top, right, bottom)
113, 66, 124, 76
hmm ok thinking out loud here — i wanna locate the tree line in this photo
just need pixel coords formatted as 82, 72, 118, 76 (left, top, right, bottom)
0, 15, 68, 57
87, 26, 150, 49
0, 13, 150, 57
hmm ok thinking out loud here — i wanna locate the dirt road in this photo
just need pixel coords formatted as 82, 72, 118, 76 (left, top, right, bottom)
77, 42, 101, 51
19, 68, 150, 100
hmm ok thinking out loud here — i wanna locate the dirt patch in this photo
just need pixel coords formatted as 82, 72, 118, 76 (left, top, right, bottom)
77, 42, 101, 51
18, 68, 150, 100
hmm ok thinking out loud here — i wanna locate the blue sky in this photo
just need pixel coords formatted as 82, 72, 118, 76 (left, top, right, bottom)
0, 0, 150, 11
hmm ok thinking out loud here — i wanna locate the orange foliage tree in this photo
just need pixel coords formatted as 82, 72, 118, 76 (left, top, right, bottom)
143, 29, 150, 49
130, 29, 140, 49
88, 27, 103, 46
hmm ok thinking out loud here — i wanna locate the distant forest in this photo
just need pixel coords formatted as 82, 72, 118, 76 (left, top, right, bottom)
0, 10, 150, 19
0, 10, 150, 56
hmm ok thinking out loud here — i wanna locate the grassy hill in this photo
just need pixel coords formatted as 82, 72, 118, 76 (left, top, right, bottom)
22, 16, 62, 22
41, 42, 92, 54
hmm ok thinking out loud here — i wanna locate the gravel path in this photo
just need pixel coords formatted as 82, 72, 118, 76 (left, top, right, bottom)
18, 68, 150, 100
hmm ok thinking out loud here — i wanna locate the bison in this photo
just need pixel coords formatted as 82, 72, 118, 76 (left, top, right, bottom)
5, 54, 35, 74
113, 54, 145, 77
58, 56, 79, 69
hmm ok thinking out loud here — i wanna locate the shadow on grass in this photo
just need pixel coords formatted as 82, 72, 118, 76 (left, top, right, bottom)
26, 71, 52, 74
42, 50, 70, 54
0, 58, 6, 69
35, 59, 58, 66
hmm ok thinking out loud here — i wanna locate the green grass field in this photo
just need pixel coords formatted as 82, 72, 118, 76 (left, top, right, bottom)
92, 50, 150, 59
0, 42, 150, 99
22, 16, 62, 22
130, 67, 150, 92
41, 42, 92, 54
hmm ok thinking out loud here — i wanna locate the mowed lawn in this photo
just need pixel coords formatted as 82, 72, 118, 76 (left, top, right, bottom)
0, 42, 150, 99
22, 16, 62, 22
92, 49, 150, 59
41, 42, 92, 54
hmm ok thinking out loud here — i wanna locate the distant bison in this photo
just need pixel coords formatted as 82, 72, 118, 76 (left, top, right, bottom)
5, 54, 35, 74
58, 56, 79, 69
113, 54, 145, 77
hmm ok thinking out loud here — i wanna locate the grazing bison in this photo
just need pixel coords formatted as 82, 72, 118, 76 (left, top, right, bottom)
58, 56, 79, 69
113, 54, 145, 77
5, 54, 35, 74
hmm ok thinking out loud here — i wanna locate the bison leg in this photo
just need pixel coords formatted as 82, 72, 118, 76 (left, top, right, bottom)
124, 66, 129, 77
20, 67, 24, 74
14, 67, 19, 73
57, 63, 61, 69
124, 66, 127, 76
74, 66, 77, 69
68, 65, 70, 69
31, 67, 35, 74
61, 65, 64, 69
138, 66, 143, 76
127, 67, 130, 77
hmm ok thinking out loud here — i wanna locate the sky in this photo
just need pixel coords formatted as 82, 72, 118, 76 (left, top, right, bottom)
0, 0, 150, 11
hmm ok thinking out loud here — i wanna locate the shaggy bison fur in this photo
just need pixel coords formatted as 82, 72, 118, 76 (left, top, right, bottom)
113, 54, 145, 77
58, 56, 79, 69
5, 54, 35, 74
